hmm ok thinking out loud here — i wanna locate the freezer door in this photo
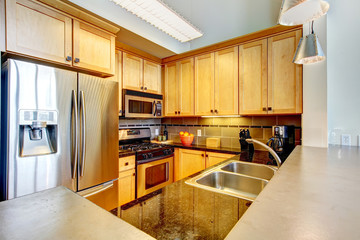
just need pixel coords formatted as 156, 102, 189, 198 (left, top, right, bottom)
78, 73, 118, 191
4, 59, 78, 199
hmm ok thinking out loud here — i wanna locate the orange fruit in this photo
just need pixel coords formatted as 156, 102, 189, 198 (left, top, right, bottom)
190, 133, 194, 137
179, 131, 184, 136
183, 132, 189, 137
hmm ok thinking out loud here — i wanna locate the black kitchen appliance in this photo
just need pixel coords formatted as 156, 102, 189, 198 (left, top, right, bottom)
267, 125, 295, 163
239, 129, 254, 162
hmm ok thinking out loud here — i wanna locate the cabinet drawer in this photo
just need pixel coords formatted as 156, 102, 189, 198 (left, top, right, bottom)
119, 155, 135, 172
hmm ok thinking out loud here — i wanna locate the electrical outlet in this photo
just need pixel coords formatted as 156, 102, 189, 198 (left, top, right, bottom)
197, 129, 202, 137
341, 134, 351, 146
155, 129, 159, 135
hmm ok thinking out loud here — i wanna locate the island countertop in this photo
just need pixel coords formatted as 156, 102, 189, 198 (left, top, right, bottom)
226, 145, 360, 240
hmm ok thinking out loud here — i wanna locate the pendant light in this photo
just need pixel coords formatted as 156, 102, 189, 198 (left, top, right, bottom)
278, 0, 330, 26
293, 21, 325, 64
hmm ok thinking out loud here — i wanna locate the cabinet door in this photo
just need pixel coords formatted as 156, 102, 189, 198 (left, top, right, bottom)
239, 39, 268, 115
178, 149, 206, 180
73, 20, 115, 75
143, 60, 161, 94
164, 62, 178, 117
268, 30, 303, 114
6, 0, 72, 65
178, 58, 195, 116
195, 53, 214, 116
214, 47, 239, 115
115, 51, 123, 115
122, 52, 143, 90
206, 152, 236, 168
118, 169, 136, 206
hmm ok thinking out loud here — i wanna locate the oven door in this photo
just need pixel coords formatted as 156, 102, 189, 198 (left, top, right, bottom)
137, 156, 173, 198
125, 95, 162, 118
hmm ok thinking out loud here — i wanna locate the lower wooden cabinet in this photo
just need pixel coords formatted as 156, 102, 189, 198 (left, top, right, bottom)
118, 155, 136, 206
174, 148, 235, 181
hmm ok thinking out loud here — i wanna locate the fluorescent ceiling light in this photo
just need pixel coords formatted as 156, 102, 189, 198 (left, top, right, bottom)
278, 0, 330, 26
110, 0, 203, 43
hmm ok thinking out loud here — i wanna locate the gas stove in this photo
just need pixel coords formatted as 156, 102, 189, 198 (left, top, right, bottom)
119, 128, 174, 163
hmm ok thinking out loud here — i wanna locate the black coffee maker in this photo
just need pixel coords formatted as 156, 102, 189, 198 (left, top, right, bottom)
239, 129, 254, 162
267, 125, 295, 163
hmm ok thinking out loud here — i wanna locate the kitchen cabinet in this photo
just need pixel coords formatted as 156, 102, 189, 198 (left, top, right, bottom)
73, 20, 115, 75
195, 47, 238, 116
118, 155, 136, 206
5, 0, 116, 76
239, 31, 302, 115
174, 148, 235, 181
164, 58, 194, 117
123, 52, 161, 94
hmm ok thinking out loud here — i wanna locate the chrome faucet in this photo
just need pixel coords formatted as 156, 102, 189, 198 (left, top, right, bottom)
246, 139, 282, 169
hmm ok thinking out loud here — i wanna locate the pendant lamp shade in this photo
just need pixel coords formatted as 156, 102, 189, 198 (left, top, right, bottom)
278, 0, 330, 26
293, 33, 325, 64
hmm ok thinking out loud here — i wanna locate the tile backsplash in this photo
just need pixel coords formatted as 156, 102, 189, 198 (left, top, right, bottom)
118, 118, 161, 139
161, 116, 301, 150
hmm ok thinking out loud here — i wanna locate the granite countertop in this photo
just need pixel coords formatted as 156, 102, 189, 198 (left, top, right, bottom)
0, 187, 154, 240
226, 145, 360, 240
118, 175, 252, 240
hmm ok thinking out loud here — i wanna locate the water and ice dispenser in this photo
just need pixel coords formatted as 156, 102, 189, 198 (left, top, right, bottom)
19, 110, 58, 157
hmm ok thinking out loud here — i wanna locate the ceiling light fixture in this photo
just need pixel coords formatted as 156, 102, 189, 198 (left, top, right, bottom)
110, 0, 203, 43
293, 22, 325, 64
278, 0, 330, 26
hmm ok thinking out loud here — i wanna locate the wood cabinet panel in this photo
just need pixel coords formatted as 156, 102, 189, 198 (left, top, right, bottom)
73, 20, 115, 75
195, 53, 214, 116
214, 46, 239, 115
118, 155, 135, 172
118, 169, 136, 206
206, 152, 236, 168
268, 30, 302, 114
143, 60, 161, 94
164, 62, 178, 117
177, 149, 205, 180
178, 58, 195, 116
122, 52, 143, 90
6, 0, 72, 65
239, 39, 268, 115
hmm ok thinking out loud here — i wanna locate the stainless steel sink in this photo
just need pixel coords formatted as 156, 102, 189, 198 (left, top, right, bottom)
185, 160, 277, 201
221, 162, 276, 181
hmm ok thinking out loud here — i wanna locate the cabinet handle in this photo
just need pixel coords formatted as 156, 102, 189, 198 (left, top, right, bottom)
119, 110, 122, 114
268, 107, 272, 111
214, 109, 218, 113
175, 111, 178, 114
125, 162, 129, 166
141, 86, 144, 90
144, 87, 147, 90
74, 58, 80, 63
178, 111, 180, 114
210, 109, 213, 113
262, 107, 267, 111
206, 154, 208, 157
201, 154, 204, 157
133, 173, 136, 176
66, 56, 72, 61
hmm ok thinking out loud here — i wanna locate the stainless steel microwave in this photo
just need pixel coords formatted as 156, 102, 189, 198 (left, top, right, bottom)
122, 90, 163, 118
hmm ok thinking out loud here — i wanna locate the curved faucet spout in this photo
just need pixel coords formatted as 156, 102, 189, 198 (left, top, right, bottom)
245, 139, 282, 169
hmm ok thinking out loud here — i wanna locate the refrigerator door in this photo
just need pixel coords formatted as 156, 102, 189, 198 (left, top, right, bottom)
77, 73, 118, 191
3, 59, 78, 199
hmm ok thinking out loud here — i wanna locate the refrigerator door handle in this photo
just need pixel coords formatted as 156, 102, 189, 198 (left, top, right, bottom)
72, 90, 78, 179
81, 181, 114, 198
80, 91, 86, 177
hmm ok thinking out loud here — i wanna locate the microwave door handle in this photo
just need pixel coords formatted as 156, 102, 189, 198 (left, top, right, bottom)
153, 101, 156, 116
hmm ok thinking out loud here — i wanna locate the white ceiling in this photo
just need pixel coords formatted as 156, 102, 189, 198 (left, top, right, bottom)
68, 0, 283, 58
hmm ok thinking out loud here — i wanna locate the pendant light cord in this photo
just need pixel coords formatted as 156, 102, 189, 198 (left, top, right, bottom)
311, 21, 314, 34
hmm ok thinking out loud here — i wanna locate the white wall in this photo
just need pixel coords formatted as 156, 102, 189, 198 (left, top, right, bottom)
327, 0, 360, 146
302, 17, 328, 148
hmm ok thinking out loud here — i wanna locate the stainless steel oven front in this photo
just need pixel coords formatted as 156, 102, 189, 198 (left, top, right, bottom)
137, 156, 173, 198
123, 90, 163, 118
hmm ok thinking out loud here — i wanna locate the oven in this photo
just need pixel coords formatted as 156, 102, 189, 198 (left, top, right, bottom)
137, 155, 174, 198
123, 90, 162, 118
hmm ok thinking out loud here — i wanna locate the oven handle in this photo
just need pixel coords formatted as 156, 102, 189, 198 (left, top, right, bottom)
137, 153, 174, 165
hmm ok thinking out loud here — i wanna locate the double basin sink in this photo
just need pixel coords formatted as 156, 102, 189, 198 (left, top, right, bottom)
185, 160, 277, 201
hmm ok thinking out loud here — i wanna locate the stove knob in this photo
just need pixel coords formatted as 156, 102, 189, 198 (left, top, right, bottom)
163, 150, 168, 155
148, 153, 153, 158
142, 154, 148, 159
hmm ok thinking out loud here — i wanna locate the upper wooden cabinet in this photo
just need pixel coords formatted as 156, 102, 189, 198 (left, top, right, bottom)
6, 0, 72, 65
239, 30, 302, 115
73, 20, 115, 75
195, 47, 239, 116
164, 58, 194, 117
123, 52, 161, 94
5, 0, 116, 76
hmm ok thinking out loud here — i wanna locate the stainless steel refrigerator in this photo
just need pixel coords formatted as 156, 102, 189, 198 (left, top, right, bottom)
0, 59, 119, 210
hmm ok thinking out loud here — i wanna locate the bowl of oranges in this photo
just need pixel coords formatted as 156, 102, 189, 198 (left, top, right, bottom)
179, 131, 194, 146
